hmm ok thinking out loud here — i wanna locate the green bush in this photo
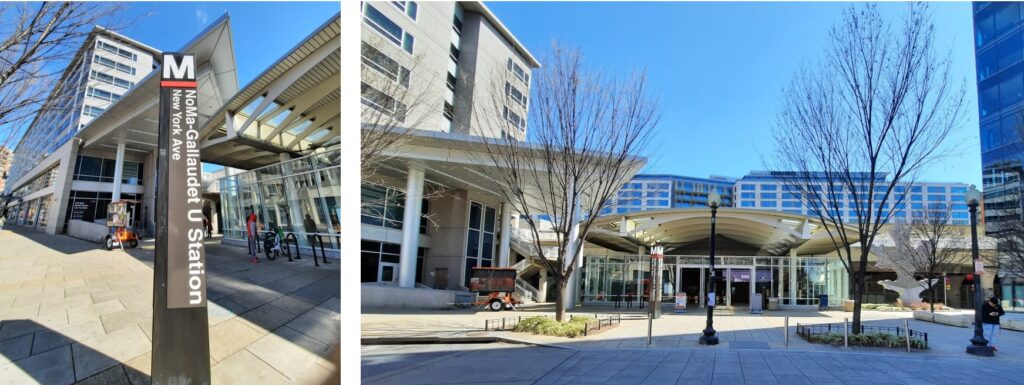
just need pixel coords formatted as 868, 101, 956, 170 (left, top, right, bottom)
805, 331, 926, 349
512, 316, 595, 338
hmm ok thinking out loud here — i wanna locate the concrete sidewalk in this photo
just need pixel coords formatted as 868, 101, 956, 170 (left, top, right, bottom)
0, 228, 339, 385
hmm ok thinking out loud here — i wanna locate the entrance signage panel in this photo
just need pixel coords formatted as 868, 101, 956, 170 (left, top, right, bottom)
160, 53, 205, 309
751, 293, 763, 314
151, 52, 211, 383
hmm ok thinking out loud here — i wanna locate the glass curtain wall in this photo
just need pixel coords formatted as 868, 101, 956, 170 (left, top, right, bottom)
581, 254, 846, 306
218, 150, 341, 251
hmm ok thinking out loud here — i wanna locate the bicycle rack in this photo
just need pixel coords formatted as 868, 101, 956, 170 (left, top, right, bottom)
283, 233, 300, 262
311, 234, 330, 266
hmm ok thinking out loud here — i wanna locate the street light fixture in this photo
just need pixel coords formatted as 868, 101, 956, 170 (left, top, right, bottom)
699, 190, 721, 345
964, 185, 993, 356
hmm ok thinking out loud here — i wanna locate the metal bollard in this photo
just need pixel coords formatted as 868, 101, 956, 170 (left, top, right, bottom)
647, 312, 653, 346
904, 320, 911, 353
844, 318, 849, 349
784, 316, 789, 348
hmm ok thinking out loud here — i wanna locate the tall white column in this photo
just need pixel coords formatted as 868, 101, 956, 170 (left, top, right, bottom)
565, 219, 582, 310
538, 269, 548, 302
498, 202, 512, 267
112, 140, 126, 201
279, 153, 306, 237
398, 166, 425, 288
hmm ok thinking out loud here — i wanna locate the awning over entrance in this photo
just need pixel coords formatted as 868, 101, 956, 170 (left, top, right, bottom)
198, 14, 340, 169
587, 208, 859, 256
77, 15, 238, 155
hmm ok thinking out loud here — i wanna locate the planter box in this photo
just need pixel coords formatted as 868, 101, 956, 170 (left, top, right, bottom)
843, 300, 855, 312
768, 298, 779, 311
932, 312, 970, 328
913, 310, 935, 322
1002, 318, 1024, 332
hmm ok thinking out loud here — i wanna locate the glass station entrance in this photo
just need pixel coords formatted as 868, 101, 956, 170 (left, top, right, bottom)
581, 254, 849, 308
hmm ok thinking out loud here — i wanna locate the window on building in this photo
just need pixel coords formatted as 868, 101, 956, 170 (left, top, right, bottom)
761, 185, 778, 191
93, 54, 136, 76
361, 82, 407, 122
761, 201, 777, 208
760, 193, 777, 199
505, 82, 527, 108
507, 58, 529, 85
82, 105, 105, 117
465, 202, 497, 287
392, 1, 418, 20
89, 70, 134, 90
782, 201, 802, 208
361, 240, 401, 283
96, 40, 137, 61
363, 4, 415, 53
741, 184, 755, 191
740, 192, 755, 199
502, 106, 526, 131
86, 87, 122, 103
741, 201, 755, 208
361, 43, 410, 88
927, 186, 947, 193
928, 194, 945, 201
360, 183, 428, 233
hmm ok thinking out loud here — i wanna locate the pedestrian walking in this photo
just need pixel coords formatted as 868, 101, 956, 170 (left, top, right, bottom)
246, 209, 259, 263
983, 296, 1005, 351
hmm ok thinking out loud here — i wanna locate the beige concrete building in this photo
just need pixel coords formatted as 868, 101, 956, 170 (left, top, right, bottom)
360, 1, 545, 304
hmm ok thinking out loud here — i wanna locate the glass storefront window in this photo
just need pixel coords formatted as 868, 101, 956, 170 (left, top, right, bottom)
216, 149, 340, 252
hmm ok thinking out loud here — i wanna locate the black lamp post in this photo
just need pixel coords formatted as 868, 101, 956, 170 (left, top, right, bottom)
700, 191, 721, 345
964, 185, 993, 357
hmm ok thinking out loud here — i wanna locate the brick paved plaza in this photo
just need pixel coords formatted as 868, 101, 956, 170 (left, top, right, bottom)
0, 228, 339, 385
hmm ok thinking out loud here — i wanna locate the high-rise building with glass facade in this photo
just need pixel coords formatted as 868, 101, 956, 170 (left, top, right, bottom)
974, 1, 1024, 312
604, 174, 735, 214
975, 2, 1024, 228
613, 172, 972, 226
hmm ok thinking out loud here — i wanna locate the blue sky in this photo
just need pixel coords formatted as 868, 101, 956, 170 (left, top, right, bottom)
120, 2, 338, 86
488, 2, 982, 186
117, 1, 337, 172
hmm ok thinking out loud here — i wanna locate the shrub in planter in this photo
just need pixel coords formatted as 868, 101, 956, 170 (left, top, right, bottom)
513, 316, 595, 338
805, 331, 926, 349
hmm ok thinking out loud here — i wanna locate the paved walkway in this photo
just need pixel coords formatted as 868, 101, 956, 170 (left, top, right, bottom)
0, 228, 339, 385
362, 303, 1024, 361
362, 343, 1024, 385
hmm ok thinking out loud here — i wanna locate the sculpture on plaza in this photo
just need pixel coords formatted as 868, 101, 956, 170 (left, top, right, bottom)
874, 224, 936, 307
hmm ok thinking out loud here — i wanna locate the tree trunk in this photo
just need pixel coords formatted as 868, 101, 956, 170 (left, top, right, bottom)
928, 279, 936, 313
851, 268, 867, 334
553, 277, 567, 322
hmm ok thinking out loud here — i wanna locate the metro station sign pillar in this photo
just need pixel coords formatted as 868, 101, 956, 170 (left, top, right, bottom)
151, 52, 212, 384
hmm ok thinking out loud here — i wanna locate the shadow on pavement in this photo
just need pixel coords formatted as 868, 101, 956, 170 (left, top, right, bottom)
0, 319, 149, 385
1, 227, 340, 381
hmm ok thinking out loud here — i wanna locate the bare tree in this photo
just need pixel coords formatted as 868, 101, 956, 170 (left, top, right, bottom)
769, 3, 966, 333
877, 205, 969, 312
0, 2, 124, 149
476, 44, 658, 321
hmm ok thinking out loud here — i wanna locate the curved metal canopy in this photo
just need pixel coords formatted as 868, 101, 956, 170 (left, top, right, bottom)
587, 208, 859, 256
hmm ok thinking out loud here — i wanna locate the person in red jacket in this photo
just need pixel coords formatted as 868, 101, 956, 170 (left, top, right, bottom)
246, 209, 259, 263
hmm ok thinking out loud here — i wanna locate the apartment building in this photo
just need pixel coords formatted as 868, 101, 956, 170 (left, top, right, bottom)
3, 28, 159, 232
359, 2, 551, 303
360, 1, 538, 139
